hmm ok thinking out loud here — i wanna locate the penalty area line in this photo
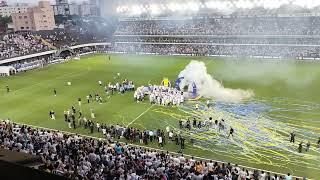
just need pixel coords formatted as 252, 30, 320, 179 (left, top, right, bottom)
126, 104, 155, 128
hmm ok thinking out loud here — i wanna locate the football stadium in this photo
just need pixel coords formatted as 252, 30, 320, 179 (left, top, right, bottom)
0, 0, 320, 179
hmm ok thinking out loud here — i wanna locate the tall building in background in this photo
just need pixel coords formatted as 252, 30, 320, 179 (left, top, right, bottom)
88, 0, 99, 16
53, 0, 98, 16
79, 1, 90, 16
68, 2, 79, 15
56, 0, 68, 5
89, 0, 97, 5
12, 1, 55, 31
53, 0, 70, 15
0, 2, 29, 17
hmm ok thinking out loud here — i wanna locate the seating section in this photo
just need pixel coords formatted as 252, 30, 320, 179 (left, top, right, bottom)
0, 33, 51, 60
114, 17, 320, 58
115, 17, 320, 35
0, 120, 295, 179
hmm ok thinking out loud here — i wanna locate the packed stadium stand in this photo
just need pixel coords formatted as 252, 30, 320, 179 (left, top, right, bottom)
0, 120, 295, 179
113, 17, 320, 58
0, 16, 115, 61
2, 16, 320, 60
0, 33, 51, 60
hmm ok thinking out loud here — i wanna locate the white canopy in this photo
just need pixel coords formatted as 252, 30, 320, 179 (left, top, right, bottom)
0, 66, 16, 76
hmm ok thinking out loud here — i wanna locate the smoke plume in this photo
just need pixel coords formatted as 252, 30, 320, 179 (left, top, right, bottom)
178, 60, 254, 102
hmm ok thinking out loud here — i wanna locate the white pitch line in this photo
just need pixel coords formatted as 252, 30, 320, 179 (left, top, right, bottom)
126, 104, 155, 127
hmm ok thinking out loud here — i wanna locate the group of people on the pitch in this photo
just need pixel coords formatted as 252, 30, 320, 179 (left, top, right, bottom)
86, 93, 103, 104
290, 131, 320, 153
179, 117, 234, 139
134, 85, 184, 106
106, 79, 135, 95
60, 106, 96, 133
47, 76, 136, 131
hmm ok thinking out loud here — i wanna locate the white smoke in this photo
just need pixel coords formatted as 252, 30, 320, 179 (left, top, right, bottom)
178, 60, 254, 102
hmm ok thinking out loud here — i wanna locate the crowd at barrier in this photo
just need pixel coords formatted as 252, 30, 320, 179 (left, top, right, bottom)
115, 17, 320, 36
14, 59, 48, 72
11, 57, 74, 72
114, 43, 320, 58
0, 119, 299, 180
0, 33, 50, 60
2, 46, 101, 74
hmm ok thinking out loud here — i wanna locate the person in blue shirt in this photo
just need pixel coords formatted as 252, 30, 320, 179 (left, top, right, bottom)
115, 143, 123, 154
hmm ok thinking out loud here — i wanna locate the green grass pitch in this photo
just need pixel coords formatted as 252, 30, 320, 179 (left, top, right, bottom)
1, 54, 320, 178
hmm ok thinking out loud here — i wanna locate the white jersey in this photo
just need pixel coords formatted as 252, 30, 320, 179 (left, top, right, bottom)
133, 85, 183, 106
169, 132, 173, 138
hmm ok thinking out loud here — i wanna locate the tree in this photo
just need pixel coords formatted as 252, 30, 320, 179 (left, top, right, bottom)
0, 15, 12, 33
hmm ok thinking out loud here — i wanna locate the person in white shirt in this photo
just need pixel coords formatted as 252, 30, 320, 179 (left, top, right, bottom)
260, 171, 266, 180
169, 131, 173, 140
178, 154, 186, 164
90, 108, 95, 119
207, 160, 214, 169
149, 131, 154, 142
166, 126, 170, 134
96, 123, 100, 132
102, 127, 106, 135
158, 136, 163, 147
285, 173, 292, 180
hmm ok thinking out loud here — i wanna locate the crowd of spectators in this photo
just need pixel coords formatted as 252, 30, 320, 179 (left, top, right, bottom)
2, 46, 103, 74
115, 17, 320, 36
0, 119, 298, 179
114, 36, 320, 46
114, 17, 320, 58
0, 33, 50, 60
34, 30, 109, 48
0, 28, 111, 61
3, 16, 320, 60
115, 43, 320, 58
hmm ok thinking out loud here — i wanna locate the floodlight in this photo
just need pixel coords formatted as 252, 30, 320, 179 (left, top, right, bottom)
187, 2, 200, 11
168, 2, 179, 11
150, 4, 161, 15
131, 5, 141, 15
292, 0, 320, 8
263, 0, 281, 9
